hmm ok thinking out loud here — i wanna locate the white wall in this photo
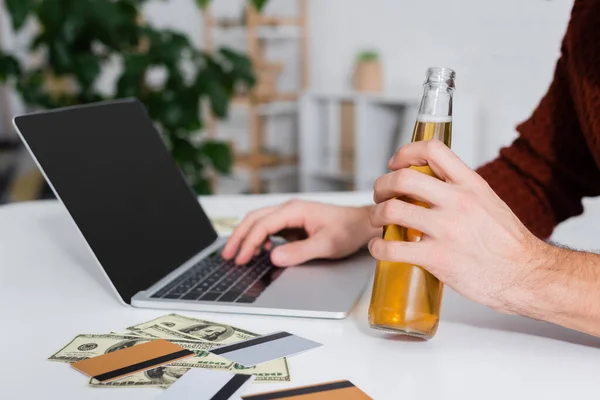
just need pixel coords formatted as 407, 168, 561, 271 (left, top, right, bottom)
142, 0, 577, 188
0, 0, 578, 159
308, 0, 575, 166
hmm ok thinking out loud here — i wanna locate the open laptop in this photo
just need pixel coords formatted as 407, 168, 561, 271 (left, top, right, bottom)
13, 98, 373, 319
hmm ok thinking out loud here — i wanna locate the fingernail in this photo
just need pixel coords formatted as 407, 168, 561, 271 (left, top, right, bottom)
388, 156, 394, 166
272, 248, 286, 265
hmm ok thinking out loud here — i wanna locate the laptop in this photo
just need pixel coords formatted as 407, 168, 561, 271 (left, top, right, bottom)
13, 98, 373, 319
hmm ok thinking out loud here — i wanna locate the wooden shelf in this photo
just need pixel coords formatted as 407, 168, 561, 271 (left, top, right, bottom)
207, 15, 302, 27
211, 28, 301, 40
309, 170, 355, 184
203, 1, 308, 194
235, 153, 298, 168
232, 92, 299, 105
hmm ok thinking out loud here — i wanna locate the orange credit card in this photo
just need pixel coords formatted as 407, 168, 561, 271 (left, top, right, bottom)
242, 380, 372, 400
71, 339, 194, 383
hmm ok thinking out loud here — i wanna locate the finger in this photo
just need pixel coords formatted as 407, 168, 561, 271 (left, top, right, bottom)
370, 199, 434, 235
388, 139, 475, 184
235, 206, 305, 265
368, 237, 429, 266
222, 205, 278, 259
373, 167, 451, 205
270, 235, 333, 267
264, 240, 273, 251
275, 228, 309, 242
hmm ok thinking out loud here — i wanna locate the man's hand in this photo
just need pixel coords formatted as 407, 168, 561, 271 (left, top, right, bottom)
368, 139, 554, 315
222, 200, 380, 267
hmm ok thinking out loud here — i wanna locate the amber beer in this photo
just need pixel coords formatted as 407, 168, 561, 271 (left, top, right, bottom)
368, 67, 455, 339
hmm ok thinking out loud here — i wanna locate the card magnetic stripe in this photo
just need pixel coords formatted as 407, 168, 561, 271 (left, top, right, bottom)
210, 374, 253, 400
93, 349, 194, 382
211, 332, 292, 355
243, 380, 356, 399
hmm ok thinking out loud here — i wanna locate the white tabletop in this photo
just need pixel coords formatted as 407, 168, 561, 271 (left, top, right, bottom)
1, 191, 600, 400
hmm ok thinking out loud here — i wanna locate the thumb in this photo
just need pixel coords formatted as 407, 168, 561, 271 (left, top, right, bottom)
271, 235, 332, 267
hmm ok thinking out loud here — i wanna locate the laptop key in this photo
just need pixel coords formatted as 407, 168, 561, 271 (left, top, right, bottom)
199, 292, 220, 301
218, 291, 243, 302
236, 296, 255, 304
182, 292, 202, 300
162, 293, 183, 299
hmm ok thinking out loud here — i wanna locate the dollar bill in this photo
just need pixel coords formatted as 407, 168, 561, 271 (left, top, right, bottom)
89, 366, 189, 388
87, 337, 290, 387
89, 338, 233, 389
52, 313, 291, 388
133, 324, 201, 341
49, 334, 151, 363
109, 331, 152, 338
91, 359, 293, 388
128, 313, 257, 344
210, 217, 240, 234
230, 358, 292, 382
48, 332, 229, 369
133, 325, 291, 382
129, 314, 291, 382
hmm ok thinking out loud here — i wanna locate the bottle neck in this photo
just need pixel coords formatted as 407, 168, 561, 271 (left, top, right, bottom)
417, 83, 454, 121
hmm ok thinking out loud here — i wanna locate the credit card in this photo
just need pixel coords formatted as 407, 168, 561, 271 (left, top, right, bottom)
159, 369, 255, 400
210, 331, 322, 367
242, 380, 372, 400
71, 339, 194, 382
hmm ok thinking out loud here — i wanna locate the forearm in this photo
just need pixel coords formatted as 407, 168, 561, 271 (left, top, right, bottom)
512, 244, 600, 337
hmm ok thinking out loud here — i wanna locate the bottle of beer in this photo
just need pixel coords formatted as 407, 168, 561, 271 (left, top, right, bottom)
368, 67, 455, 339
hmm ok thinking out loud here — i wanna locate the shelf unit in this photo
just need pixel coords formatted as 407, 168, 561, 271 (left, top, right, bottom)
299, 90, 480, 192
202, 1, 308, 194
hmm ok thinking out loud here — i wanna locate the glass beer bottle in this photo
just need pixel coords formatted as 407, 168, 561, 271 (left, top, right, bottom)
368, 67, 456, 339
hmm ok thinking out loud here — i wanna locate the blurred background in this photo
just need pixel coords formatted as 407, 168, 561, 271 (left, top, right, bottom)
0, 0, 583, 206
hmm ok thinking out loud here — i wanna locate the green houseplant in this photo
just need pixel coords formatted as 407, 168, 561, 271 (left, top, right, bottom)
0, 0, 262, 194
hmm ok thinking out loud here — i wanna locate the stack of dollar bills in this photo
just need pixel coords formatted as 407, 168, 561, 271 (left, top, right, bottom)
48, 313, 291, 388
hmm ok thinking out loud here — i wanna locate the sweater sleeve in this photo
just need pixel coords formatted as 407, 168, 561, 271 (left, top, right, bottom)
475, 8, 600, 239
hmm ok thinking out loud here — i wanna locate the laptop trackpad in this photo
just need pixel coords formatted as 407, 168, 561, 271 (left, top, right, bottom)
253, 251, 375, 313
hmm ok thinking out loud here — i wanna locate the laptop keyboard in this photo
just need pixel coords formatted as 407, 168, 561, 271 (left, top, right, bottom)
150, 247, 282, 304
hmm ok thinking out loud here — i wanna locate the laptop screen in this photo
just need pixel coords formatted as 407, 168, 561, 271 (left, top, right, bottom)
14, 98, 218, 303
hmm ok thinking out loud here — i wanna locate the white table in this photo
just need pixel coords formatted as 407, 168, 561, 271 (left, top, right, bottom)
1, 191, 600, 400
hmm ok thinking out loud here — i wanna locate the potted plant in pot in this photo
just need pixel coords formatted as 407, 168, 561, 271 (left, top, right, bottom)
353, 49, 383, 93
0, 0, 258, 195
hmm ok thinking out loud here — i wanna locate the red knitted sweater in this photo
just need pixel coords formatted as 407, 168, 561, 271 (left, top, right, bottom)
476, 0, 600, 239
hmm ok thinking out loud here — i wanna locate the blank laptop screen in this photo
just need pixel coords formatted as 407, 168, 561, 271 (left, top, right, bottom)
14, 99, 218, 303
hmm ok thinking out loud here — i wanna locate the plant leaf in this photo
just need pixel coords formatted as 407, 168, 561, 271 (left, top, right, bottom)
219, 48, 255, 87
171, 137, 198, 164
0, 53, 22, 81
5, 0, 35, 31
193, 178, 212, 195
72, 54, 101, 92
205, 81, 229, 118
200, 140, 233, 174
196, 0, 212, 10
249, 0, 269, 12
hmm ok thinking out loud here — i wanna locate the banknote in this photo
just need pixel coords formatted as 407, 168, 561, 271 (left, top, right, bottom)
52, 313, 292, 388
49, 334, 151, 363
89, 366, 189, 388
230, 358, 292, 382
132, 325, 234, 370
128, 313, 257, 344
134, 325, 291, 382
86, 336, 290, 386
133, 324, 201, 341
210, 217, 240, 234
88, 338, 232, 388
128, 314, 291, 381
